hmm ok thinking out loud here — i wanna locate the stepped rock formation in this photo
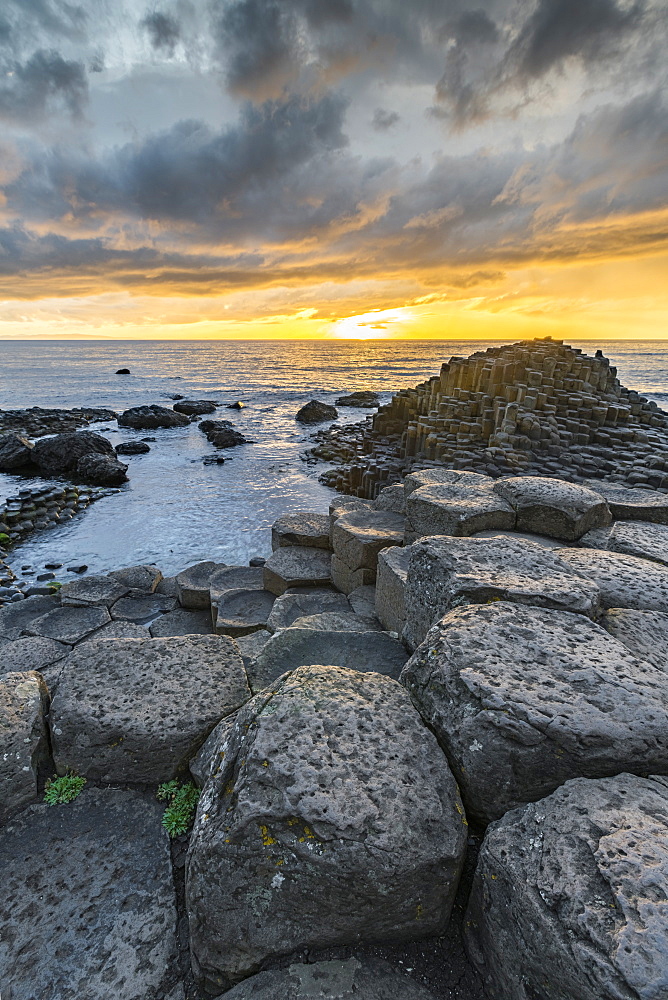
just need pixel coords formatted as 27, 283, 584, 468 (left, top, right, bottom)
312, 338, 668, 499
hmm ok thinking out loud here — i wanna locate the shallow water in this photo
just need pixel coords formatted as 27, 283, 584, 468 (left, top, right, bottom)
1, 339, 667, 577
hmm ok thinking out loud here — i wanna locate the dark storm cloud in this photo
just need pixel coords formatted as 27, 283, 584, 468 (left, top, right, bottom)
371, 108, 400, 131
0, 49, 88, 122
141, 10, 181, 54
442, 9, 499, 45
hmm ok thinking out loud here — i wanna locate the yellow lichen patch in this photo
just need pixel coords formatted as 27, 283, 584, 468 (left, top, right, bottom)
303, 825, 314, 839
224, 781, 235, 795
262, 760, 269, 768
287, 817, 299, 826
416, 903, 423, 919
260, 824, 277, 846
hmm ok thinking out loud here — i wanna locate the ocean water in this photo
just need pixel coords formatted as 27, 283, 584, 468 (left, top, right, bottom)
1, 339, 667, 577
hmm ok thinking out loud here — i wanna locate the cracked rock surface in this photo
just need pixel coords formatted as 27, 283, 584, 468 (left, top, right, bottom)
221, 958, 441, 999
0, 671, 49, 820
557, 546, 668, 611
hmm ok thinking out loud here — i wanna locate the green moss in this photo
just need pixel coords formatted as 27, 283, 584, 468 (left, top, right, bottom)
157, 780, 200, 837
44, 773, 86, 805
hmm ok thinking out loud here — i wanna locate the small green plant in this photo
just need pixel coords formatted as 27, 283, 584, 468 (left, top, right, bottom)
44, 773, 86, 805
0, 532, 10, 545
47, 581, 63, 591
157, 780, 200, 837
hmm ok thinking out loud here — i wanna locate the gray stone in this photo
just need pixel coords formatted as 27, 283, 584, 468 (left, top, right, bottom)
83, 620, 149, 642
173, 399, 217, 415
328, 495, 372, 544
401, 601, 668, 823
470, 528, 564, 549
348, 585, 377, 619
26, 603, 111, 644
335, 390, 380, 407
60, 573, 129, 607
600, 608, 668, 671
214, 588, 275, 637
115, 440, 150, 455
234, 629, 272, 671
403, 469, 494, 497
332, 509, 405, 571
0, 787, 179, 1000
584, 480, 668, 524
149, 607, 213, 637
247, 627, 409, 693
295, 399, 338, 423
221, 959, 440, 1000
0, 671, 49, 820
175, 560, 227, 609
371, 484, 406, 514
272, 512, 331, 550
0, 636, 70, 678
263, 546, 332, 596
111, 591, 177, 622
266, 589, 350, 632
186, 665, 467, 987
31, 430, 116, 475
156, 574, 179, 597
209, 565, 265, 610
330, 555, 376, 595
403, 535, 600, 650
465, 774, 668, 1000
75, 451, 128, 485
580, 519, 668, 566
189, 712, 239, 788
118, 403, 190, 428
0, 432, 33, 470
0, 595, 58, 640
376, 545, 410, 633
50, 635, 250, 782
108, 564, 163, 592
290, 611, 382, 631
557, 546, 668, 612
406, 484, 515, 541
493, 476, 611, 540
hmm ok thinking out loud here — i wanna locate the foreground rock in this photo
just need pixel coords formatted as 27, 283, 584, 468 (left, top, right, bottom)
492, 476, 611, 540
149, 607, 213, 637
0, 787, 180, 999
222, 959, 439, 999
175, 560, 227, 609
109, 564, 163, 592
75, 451, 129, 484
25, 603, 111, 644
465, 773, 668, 1000
296, 399, 338, 423
214, 587, 275, 637
375, 545, 410, 633
585, 480, 668, 523
186, 665, 467, 989
0, 432, 33, 470
401, 601, 668, 823
31, 431, 128, 484
118, 404, 189, 429
263, 546, 332, 595
557, 546, 668, 611
579, 519, 668, 567
0, 671, 49, 820
0, 636, 70, 681
271, 512, 331, 550
173, 399, 217, 415
405, 482, 514, 541
50, 635, 250, 782
266, 589, 351, 631
601, 608, 668, 670
0, 595, 58, 640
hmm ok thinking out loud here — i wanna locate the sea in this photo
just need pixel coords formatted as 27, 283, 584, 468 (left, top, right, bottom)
1, 339, 667, 578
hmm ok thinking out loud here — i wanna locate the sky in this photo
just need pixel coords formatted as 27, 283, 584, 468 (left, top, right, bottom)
0, 0, 666, 341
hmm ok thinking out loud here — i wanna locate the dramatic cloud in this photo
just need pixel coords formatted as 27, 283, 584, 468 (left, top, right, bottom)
0, 49, 87, 122
141, 10, 181, 54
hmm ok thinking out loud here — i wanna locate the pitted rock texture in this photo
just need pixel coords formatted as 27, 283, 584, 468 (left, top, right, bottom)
290, 611, 382, 631
149, 607, 213, 637
557, 546, 668, 612
221, 958, 440, 999
209, 565, 265, 607
600, 608, 668, 672
176, 560, 227, 609
492, 476, 610, 540
403, 469, 495, 496
189, 712, 239, 788
0, 671, 49, 820
108, 564, 163, 592
465, 774, 668, 1000
375, 545, 410, 634
60, 573, 129, 607
401, 601, 668, 823
247, 627, 409, 693
585, 480, 668, 523
26, 603, 111, 643
332, 509, 405, 571
266, 589, 351, 632
0, 787, 180, 1000
271, 512, 331, 550
50, 635, 251, 783
0, 636, 70, 679
186, 665, 467, 988
371, 483, 406, 513
0, 594, 58, 640
214, 588, 275, 637
580, 519, 668, 567
234, 629, 272, 671
405, 483, 514, 540
118, 403, 189, 428
263, 546, 332, 596
403, 535, 600, 650
80, 620, 148, 643
111, 591, 177, 622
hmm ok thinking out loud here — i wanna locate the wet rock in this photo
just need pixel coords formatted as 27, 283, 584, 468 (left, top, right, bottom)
175, 560, 227, 609
199, 419, 250, 448
173, 399, 218, 415
149, 607, 213, 637
335, 390, 380, 407
227, 401, 245, 410
271, 512, 331, 550
115, 367, 131, 374
26, 604, 111, 644
249, 556, 266, 567
75, 451, 129, 484
584, 480, 668, 523
115, 440, 150, 455
403, 535, 600, 650
111, 591, 177, 623
492, 476, 611, 540
156, 575, 180, 597
401, 601, 668, 823
0, 787, 179, 999
108, 564, 163, 592
405, 484, 515, 541
221, 959, 439, 999
0, 671, 49, 820
600, 608, 668, 670
51, 635, 250, 783
67, 563, 88, 573
0, 595, 58, 640
0, 433, 34, 471
31, 430, 116, 476
214, 588, 276, 637
234, 629, 272, 672
186, 665, 467, 987
263, 546, 332, 596
580, 519, 668, 567
371, 483, 406, 513
295, 399, 338, 424
557, 546, 668, 612
118, 404, 189, 429
465, 773, 668, 1000
376, 545, 410, 633
266, 589, 350, 632
247, 626, 409, 693
60, 573, 129, 607
0, 636, 70, 680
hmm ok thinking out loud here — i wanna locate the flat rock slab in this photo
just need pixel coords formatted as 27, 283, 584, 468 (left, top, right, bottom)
272, 512, 331, 550
266, 589, 350, 632
149, 607, 213, 637
0, 671, 49, 820
186, 665, 467, 987
371, 483, 406, 514
214, 588, 275, 637
401, 601, 668, 823
376, 545, 410, 634
403, 535, 600, 649
332, 509, 405, 571
557, 546, 668, 611
580, 519, 668, 566
403, 469, 494, 496
60, 574, 129, 607
600, 608, 668, 671
175, 560, 227, 609
209, 566, 265, 607
26, 603, 111, 644
584, 480, 668, 523
108, 564, 163, 592
465, 774, 668, 1000
290, 611, 382, 631
0, 787, 180, 1000
234, 630, 272, 671
493, 476, 610, 540
348, 585, 377, 619
405, 484, 515, 541
0, 636, 70, 678
329, 496, 372, 543
81, 620, 149, 642
0, 595, 58, 640
263, 546, 332, 596
222, 959, 440, 1000
111, 592, 177, 622
50, 635, 251, 783
470, 528, 564, 549
247, 627, 409, 693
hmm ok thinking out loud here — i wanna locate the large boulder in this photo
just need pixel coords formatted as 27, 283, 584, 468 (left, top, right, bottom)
401, 601, 668, 823
173, 399, 217, 415
405, 483, 515, 541
31, 431, 116, 476
557, 546, 668, 611
50, 635, 251, 782
263, 546, 332, 596
335, 391, 380, 407
0, 671, 49, 820
584, 480, 668, 524
0, 433, 34, 471
118, 404, 189, 429
199, 419, 249, 448
465, 773, 668, 1000
221, 959, 440, 1000
492, 476, 611, 540
186, 665, 467, 989
271, 512, 331, 550
579, 519, 668, 567
403, 535, 600, 650
0, 787, 179, 999
75, 452, 128, 484
295, 399, 338, 423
